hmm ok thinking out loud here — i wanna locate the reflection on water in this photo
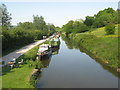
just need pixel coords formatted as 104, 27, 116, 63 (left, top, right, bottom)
52, 48, 60, 55
36, 45, 60, 87
41, 56, 52, 68
36, 37, 118, 88
51, 39, 60, 56
40, 46, 60, 68
62, 36, 120, 78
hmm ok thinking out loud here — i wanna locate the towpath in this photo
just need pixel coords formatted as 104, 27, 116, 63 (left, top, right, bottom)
0, 35, 54, 66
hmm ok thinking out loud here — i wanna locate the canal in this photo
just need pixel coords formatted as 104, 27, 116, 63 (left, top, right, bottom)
36, 37, 119, 88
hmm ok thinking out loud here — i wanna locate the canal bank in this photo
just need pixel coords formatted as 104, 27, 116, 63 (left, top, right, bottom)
36, 37, 119, 88
64, 33, 119, 72
2, 34, 55, 88
1, 34, 55, 66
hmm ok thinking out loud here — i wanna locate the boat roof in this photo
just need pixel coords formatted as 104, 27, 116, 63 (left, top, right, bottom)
54, 39, 59, 41
40, 44, 50, 46
50, 38, 59, 42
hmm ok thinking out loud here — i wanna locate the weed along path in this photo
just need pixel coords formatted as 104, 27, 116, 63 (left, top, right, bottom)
1, 35, 54, 66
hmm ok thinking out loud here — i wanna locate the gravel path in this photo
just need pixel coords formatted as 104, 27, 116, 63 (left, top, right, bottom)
0, 35, 54, 66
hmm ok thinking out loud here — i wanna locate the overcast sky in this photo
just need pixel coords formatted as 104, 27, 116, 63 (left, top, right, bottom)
2, 1, 119, 27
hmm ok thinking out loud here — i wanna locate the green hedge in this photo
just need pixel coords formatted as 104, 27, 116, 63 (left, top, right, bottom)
2, 29, 54, 53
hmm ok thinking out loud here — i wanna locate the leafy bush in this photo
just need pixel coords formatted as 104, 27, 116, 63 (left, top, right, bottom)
23, 46, 39, 61
2, 29, 34, 51
34, 59, 43, 69
2, 28, 54, 53
105, 24, 115, 35
62, 20, 89, 35
2, 15, 55, 55
29, 75, 37, 86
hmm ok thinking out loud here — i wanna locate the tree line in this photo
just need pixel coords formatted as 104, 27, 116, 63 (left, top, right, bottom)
62, 8, 120, 35
1, 4, 56, 52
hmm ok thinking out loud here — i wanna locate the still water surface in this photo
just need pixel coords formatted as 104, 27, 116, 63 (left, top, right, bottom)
36, 37, 118, 88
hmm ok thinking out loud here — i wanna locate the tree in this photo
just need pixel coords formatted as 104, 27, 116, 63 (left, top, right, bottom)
95, 8, 115, 18
62, 20, 74, 35
92, 8, 117, 28
0, 4, 12, 30
111, 11, 120, 24
47, 23, 55, 31
73, 21, 89, 33
93, 14, 113, 28
62, 20, 89, 34
33, 15, 47, 30
84, 16, 95, 27
105, 24, 115, 35
17, 22, 33, 30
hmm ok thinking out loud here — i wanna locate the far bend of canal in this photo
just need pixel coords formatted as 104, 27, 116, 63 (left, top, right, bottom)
36, 37, 119, 88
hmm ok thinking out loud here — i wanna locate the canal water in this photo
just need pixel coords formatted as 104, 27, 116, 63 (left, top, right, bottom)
36, 37, 119, 88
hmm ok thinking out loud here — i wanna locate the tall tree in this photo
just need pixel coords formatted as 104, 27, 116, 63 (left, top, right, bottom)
84, 16, 95, 27
92, 8, 116, 28
0, 4, 12, 30
33, 15, 47, 30
47, 23, 55, 31
73, 21, 89, 33
17, 22, 33, 30
62, 20, 74, 35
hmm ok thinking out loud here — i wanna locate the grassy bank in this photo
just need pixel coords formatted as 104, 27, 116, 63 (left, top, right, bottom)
2, 41, 43, 88
85, 24, 119, 37
2, 64, 35, 88
2, 35, 55, 88
65, 25, 119, 69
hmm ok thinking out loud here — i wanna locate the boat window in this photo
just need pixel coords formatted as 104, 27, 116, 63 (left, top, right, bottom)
40, 46, 47, 48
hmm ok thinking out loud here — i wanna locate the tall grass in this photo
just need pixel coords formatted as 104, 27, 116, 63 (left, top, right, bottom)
84, 24, 119, 37
68, 33, 119, 69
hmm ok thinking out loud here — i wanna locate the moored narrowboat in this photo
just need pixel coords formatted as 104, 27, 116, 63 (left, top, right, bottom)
49, 38, 60, 49
37, 44, 52, 58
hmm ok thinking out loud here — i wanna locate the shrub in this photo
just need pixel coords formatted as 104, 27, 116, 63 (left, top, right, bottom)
34, 59, 43, 69
105, 24, 115, 35
29, 75, 37, 86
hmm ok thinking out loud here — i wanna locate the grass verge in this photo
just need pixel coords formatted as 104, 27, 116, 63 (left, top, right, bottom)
2, 64, 34, 88
2, 42, 42, 88
67, 33, 119, 69
2, 35, 54, 88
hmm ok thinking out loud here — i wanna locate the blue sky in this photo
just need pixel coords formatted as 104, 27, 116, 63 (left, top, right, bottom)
3, 2, 118, 27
